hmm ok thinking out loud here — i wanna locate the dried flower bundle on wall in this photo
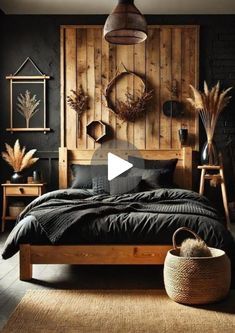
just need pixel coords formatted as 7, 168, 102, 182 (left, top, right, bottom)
17, 90, 41, 128
2, 139, 39, 172
67, 85, 89, 117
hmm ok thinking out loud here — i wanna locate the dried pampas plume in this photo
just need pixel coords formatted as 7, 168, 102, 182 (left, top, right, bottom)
187, 81, 232, 143
2, 139, 39, 172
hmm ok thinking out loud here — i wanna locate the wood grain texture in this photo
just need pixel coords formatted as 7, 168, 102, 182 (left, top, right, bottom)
65, 28, 77, 148
101, 37, 110, 136
20, 244, 172, 280
94, 29, 102, 150
146, 28, 160, 150
19, 245, 32, 281
30, 245, 173, 265
59, 147, 68, 188
107, 43, 117, 146
61, 26, 199, 151
134, 42, 146, 149
86, 28, 95, 149
160, 28, 172, 149
171, 28, 182, 149
76, 28, 87, 149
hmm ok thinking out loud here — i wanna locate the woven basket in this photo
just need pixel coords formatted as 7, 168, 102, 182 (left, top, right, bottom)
163, 227, 231, 305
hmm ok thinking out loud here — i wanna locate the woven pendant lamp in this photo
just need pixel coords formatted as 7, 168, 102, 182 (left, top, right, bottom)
104, 0, 147, 45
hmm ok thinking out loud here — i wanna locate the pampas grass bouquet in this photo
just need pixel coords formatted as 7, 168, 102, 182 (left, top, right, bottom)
1, 139, 38, 183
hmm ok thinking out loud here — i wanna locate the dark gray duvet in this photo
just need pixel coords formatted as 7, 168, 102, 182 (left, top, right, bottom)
2, 188, 235, 260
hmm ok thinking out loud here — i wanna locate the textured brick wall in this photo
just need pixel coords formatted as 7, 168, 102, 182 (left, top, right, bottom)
198, 25, 235, 144
210, 29, 235, 149
199, 24, 235, 202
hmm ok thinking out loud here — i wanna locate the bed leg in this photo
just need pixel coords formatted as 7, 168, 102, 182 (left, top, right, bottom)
20, 244, 32, 281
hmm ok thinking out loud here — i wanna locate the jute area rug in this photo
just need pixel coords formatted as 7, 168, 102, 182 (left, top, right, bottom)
1, 290, 235, 333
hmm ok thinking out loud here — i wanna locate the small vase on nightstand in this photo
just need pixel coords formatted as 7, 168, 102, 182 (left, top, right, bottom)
11, 172, 25, 184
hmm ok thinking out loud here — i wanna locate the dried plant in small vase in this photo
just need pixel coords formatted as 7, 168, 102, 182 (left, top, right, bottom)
2, 139, 39, 183
116, 89, 154, 122
67, 85, 89, 136
187, 81, 232, 165
17, 90, 41, 128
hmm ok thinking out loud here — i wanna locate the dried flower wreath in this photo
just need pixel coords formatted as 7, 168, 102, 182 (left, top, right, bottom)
104, 67, 153, 122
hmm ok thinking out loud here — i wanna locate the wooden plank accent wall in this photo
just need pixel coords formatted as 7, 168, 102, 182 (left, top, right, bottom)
61, 25, 199, 151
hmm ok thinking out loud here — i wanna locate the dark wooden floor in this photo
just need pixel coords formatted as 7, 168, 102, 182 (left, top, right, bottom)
0, 232, 166, 330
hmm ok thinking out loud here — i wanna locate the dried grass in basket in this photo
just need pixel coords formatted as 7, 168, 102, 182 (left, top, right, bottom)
164, 227, 231, 305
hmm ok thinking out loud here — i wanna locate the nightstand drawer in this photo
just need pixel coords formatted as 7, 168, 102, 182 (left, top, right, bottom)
5, 186, 40, 196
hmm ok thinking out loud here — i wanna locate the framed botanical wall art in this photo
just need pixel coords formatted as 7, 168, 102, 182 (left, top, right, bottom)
6, 57, 51, 133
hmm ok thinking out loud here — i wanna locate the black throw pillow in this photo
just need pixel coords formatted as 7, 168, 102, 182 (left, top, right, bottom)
70, 164, 107, 189
128, 167, 169, 190
128, 156, 178, 186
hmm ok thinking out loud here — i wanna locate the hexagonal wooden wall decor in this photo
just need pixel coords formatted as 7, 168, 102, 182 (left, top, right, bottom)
86, 120, 107, 143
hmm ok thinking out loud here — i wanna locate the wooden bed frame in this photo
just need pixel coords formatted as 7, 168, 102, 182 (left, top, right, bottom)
20, 147, 193, 280
19, 24, 199, 280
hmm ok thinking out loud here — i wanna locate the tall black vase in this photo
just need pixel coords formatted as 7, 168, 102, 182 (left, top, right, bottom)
201, 141, 219, 165
11, 172, 25, 184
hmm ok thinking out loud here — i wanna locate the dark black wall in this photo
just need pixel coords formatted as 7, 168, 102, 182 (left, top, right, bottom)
0, 14, 235, 199
0, 15, 108, 190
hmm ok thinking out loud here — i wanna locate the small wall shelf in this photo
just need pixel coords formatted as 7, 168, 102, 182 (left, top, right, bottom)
86, 120, 107, 142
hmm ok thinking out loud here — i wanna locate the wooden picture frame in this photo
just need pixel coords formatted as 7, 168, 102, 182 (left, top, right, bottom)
5, 57, 51, 133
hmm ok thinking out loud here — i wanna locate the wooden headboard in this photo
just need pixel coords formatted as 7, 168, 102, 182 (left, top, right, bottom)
59, 25, 199, 190
59, 147, 193, 190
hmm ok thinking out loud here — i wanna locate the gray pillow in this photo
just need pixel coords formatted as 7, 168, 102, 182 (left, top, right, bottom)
92, 176, 109, 194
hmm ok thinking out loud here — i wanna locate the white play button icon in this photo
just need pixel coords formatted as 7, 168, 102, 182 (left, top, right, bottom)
108, 153, 133, 181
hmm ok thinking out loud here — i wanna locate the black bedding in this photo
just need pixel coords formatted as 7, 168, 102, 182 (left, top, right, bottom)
2, 188, 235, 260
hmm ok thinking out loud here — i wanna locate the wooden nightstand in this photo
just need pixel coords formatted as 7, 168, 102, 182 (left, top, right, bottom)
1, 183, 46, 232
